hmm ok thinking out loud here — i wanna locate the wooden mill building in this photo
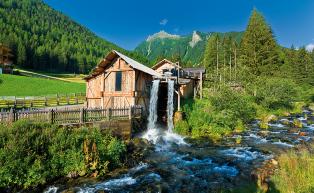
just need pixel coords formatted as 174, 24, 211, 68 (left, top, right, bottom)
85, 50, 161, 110
151, 59, 205, 100
85, 50, 205, 115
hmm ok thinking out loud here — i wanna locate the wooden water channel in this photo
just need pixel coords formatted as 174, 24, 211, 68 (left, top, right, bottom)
0, 106, 145, 139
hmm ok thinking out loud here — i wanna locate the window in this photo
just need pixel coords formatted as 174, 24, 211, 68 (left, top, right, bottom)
115, 71, 122, 91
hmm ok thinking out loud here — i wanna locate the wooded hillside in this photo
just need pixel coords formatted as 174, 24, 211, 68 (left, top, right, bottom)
0, 0, 148, 73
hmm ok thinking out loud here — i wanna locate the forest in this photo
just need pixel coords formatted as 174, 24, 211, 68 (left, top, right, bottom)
203, 9, 314, 88
0, 0, 148, 74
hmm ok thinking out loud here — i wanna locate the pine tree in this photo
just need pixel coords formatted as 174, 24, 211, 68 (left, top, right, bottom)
240, 9, 280, 76
232, 40, 238, 81
203, 35, 217, 73
17, 41, 26, 67
294, 47, 314, 85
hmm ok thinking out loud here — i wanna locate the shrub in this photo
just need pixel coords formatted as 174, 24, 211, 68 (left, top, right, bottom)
253, 77, 298, 109
210, 87, 256, 123
181, 87, 257, 140
0, 121, 126, 190
174, 120, 190, 136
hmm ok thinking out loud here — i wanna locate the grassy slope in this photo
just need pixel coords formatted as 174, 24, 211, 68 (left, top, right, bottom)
0, 74, 85, 96
16, 68, 86, 83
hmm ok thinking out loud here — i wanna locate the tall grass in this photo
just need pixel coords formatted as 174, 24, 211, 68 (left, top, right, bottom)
270, 149, 314, 193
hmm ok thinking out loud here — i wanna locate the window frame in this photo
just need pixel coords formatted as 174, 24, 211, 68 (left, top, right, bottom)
115, 71, 122, 91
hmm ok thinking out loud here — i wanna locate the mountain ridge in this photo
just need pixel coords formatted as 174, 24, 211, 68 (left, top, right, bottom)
135, 30, 243, 66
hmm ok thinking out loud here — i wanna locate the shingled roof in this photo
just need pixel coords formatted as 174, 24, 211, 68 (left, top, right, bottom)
85, 50, 161, 80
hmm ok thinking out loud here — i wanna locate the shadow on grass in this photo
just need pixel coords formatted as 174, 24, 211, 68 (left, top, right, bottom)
222, 181, 281, 193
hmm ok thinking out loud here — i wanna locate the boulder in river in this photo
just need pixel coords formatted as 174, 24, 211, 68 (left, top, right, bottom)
259, 130, 270, 137
293, 119, 303, 128
66, 171, 79, 179
299, 132, 308, 136
280, 119, 291, 126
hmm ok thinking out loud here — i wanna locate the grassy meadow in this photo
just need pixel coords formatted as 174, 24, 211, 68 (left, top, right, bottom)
0, 74, 86, 96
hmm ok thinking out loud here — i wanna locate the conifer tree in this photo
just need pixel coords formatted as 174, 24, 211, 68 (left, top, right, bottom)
295, 47, 314, 85
203, 35, 217, 73
240, 9, 280, 76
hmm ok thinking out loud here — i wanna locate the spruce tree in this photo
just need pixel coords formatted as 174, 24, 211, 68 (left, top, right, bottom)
295, 47, 314, 85
203, 35, 217, 73
240, 9, 280, 76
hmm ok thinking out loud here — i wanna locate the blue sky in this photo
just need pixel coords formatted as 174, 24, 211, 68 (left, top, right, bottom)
44, 0, 314, 51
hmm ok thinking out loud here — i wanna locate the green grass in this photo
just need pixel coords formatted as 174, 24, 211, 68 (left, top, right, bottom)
269, 149, 314, 193
0, 74, 85, 96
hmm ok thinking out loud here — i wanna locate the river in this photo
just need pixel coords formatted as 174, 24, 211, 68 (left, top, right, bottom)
44, 109, 314, 193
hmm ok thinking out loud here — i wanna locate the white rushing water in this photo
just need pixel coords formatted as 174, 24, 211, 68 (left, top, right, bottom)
43, 186, 58, 193
147, 80, 160, 130
167, 80, 175, 132
143, 79, 187, 146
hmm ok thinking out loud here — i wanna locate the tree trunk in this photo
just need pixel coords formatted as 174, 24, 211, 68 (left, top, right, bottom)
216, 39, 219, 81
223, 50, 226, 85
229, 48, 232, 82
234, 47, 237, 81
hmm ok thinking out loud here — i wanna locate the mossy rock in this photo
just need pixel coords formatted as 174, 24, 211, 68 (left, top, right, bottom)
235, 136, 242, 144
293, 119, 303, 128
174, 111, 184, 124
259, 121, 269, 129
281, 119, 290, 126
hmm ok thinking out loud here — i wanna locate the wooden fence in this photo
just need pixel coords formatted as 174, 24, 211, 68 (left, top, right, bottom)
0, 106, 143, 125
0, 93, 86, 108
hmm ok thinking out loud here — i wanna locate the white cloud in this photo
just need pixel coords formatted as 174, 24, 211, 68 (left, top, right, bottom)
306, 43, 314, 52
159, 19, 168, 26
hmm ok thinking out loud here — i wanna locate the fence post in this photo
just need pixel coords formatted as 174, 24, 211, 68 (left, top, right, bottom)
108, 108, 112, 120
45, 97, 48, 106
50, 109, 54, 124
129, 106, 133, 120
80, 108, 85, 123
9, 108, 14, 123
14, 108, 18, 122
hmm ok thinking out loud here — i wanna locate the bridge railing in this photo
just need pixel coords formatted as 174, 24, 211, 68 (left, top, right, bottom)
0, 106, 143, 125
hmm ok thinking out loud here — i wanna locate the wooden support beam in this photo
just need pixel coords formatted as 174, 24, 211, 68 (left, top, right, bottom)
176, 87, 181, 112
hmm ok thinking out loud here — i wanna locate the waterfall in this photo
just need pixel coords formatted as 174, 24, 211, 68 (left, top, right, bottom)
147, 79, 160, 130
167, 80, 174, 132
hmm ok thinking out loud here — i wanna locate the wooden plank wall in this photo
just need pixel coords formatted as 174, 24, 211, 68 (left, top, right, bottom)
86, 56, 154, 110
135, 71, 152, 112
103, 58, 135, 109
